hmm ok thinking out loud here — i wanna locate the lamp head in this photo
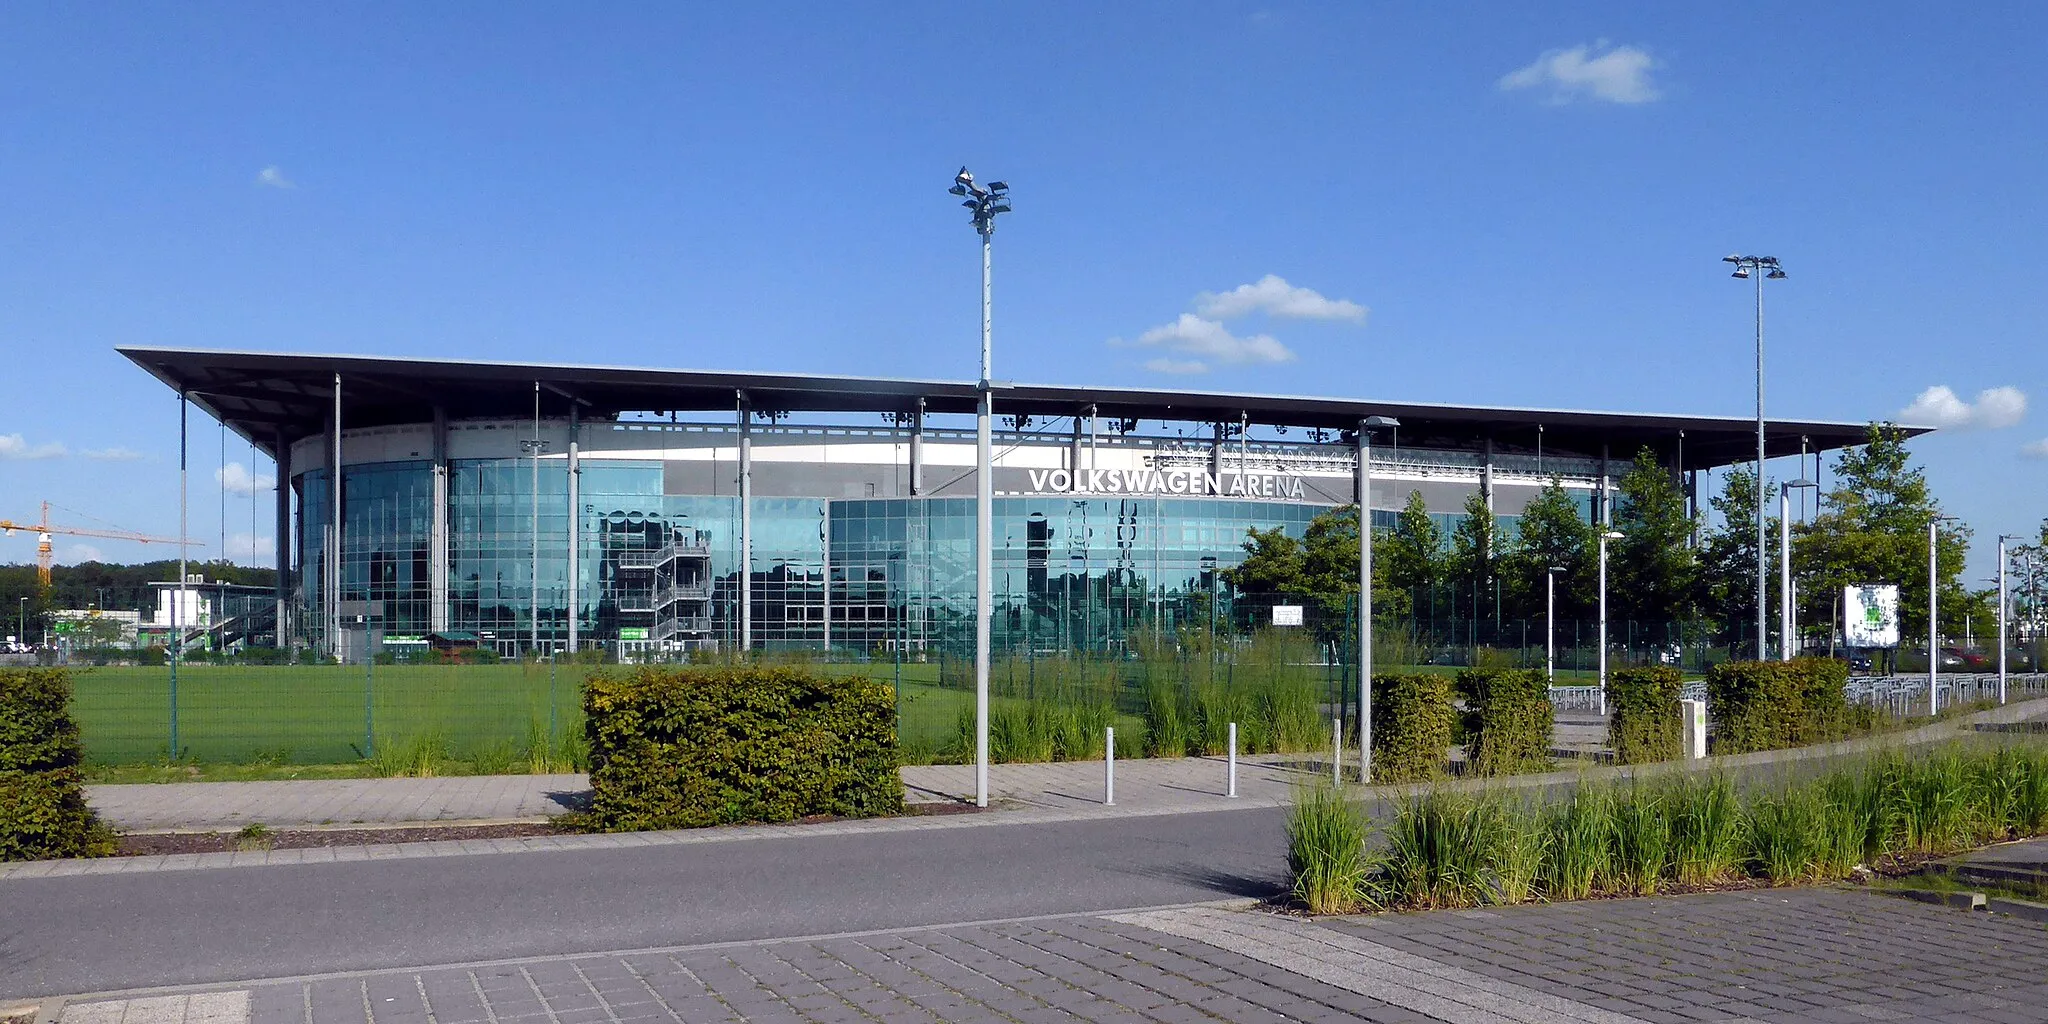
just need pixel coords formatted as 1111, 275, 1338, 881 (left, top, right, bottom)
1731, 266, 1751, 279
1722, 255, 1741, 264
954, 167, 973, 187
948, 184, 967, 196
1766, 268, 1787, 280
1602, 531, 1625, 541
1361, 415, 1400, 429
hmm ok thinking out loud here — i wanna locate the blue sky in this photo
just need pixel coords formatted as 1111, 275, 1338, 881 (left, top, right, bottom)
1, 3, 2042, 583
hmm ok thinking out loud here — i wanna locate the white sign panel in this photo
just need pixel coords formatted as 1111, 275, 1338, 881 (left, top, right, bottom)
1271, 604, 1304, 627
1843, 585, 1900, 648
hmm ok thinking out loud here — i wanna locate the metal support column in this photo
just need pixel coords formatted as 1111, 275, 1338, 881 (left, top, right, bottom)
567, 403, 580, 652
738, 392, 753, 653
1356, 422, 1372, 783
909, 397, 925, 496
429, 407, 450, 634
331, 374, 343, 660
273, 428, 291, 651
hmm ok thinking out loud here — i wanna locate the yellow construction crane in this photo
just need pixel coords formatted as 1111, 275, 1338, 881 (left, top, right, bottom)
1, 501, 200, 589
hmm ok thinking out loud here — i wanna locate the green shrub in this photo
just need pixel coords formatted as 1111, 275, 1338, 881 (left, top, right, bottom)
1460, 668, 1552, 776
1287, 782, 1372, 914
1608, 665, 1683, 764
580, 665, 903, 831
0, 668, 116, 861
1370, 673, 1455, 783
1706, 660, 1802, 754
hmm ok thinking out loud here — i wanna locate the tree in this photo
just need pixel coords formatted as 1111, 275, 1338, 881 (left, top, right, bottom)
1610, 448, 1698, 625
1503, 478, 1594, 620
1699, 464, 1776, 652
1383, 491, 1445, 618
1447, 492, 1499, 624
1791, 424, 1975, 651
1223, 506, 1408, 641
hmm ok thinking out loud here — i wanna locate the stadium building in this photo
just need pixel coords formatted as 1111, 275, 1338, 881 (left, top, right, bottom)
122, 348, 1885, 660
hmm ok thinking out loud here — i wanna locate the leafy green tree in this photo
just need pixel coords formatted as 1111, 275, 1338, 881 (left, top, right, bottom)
1504, 478, 1594, 620
1383, 490, 1445, 617
1447, 492, 1498, 622
1224, 506, 1409, 640
1610, 448, 1698, 624
1700, 464, 1776, 652
1792, 423, 1976, 649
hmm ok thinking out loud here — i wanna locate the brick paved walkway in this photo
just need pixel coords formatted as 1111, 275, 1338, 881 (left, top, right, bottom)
49, 887, 2048, 1024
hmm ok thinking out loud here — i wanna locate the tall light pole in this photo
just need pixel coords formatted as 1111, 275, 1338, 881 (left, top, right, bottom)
1778, 478, 1816, 660
1356, 415, 1398, 783
1597, 530, 1623, 716
1725, 255, 1786, 660
523, 381, 549, 660
1999, 534, 2018, 705
1545, 568, 1556, 680
1928, 513, 1960, 714
949, 166, 1010, 808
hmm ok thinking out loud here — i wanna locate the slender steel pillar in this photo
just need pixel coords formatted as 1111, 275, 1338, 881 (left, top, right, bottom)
331, 374, 343, 659
429, 407, 450, 634
738, 392, 753, 652
1779, 485, 1793, 661
567, 403, 580, 652
1755, 272, 1768, 663
1999, 535, 2010, 705
1929, 519, 1939, 714
909, 397, 925, 496
1356, 421, 1372, 783
273, 428, 291, 651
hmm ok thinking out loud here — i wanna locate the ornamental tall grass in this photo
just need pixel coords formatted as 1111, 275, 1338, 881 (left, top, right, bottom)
1286, 739, 2048, 913
1287, 782, 1372, 915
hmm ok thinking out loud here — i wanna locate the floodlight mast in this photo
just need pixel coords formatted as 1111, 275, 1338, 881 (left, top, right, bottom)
950, 166, 1011, 809
1724, 254, 1786, 660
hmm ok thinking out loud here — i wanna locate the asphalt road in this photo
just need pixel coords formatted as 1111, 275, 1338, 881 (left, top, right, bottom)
0, 804, 1289, 1001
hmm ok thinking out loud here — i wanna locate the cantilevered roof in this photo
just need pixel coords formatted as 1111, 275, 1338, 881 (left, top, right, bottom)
118, 346, 1924, 472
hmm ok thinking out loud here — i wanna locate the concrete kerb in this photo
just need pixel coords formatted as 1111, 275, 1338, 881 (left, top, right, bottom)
16, 694, 2047, 882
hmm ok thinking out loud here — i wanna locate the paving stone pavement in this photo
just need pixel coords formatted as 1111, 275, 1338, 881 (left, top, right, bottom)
49, 887, 2048, 1024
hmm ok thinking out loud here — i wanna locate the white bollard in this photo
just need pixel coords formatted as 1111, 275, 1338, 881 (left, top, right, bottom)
1227, 721, 1238, 798
1332, 717, 1342, 785
1105, 726, 1115, 805
1680, 698, 1708, 761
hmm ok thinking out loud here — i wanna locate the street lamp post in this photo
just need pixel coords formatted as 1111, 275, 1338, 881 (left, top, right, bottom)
1356, 415, 1398, 784
1999, 534, 2018, 705
1778, 478, 1816, 660
1725, 255, 1786, 661
1597, 531, 1623, 716
521, 431, 550, 660
1545, 568, 1556, 681
948, 167, 1010, 809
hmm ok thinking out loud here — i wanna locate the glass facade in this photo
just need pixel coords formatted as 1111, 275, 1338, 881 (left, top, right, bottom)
295, 446, 1540, 657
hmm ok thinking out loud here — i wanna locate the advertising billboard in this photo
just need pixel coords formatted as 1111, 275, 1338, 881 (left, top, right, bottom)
1843, 585, 1900, 648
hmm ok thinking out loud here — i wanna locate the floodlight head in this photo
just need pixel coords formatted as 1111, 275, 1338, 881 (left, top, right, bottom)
961, 200, 977, 209
988, 181, 1008, 192
1602, 531, 1625, 541
1548, 565, 1565, 574
1362, 415, 1400, 429
948, 184, 967, 196
1731, 266, 1751, 279
1785, 478, 1818, 491
1766, 268, 1787, 279
955, 167, 973, 186
1723, 255, 1741, 264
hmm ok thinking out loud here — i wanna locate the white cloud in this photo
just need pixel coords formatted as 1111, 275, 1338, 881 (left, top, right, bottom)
1898, 385, 2028, 430
225, 532, 276, 562
2022, 438, 2048, 460
81, 446, 144, 462
1143, 357, 1210, 375
256, 165, 295, 189
1126, 314, 1296, 371
1500, 42, 1660, 105
63, 543, 105, 564
0, 433, 67, 460
216, 462, 277, 496
1194, 275, 1367, 322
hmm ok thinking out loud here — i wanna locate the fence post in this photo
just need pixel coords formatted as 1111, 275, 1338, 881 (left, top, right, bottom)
168, 654, 180, 761
1680, 698, 1707, 761
364, 646, 375, 759
1227, 721, 1238, 798
1104, 726, 1115, 806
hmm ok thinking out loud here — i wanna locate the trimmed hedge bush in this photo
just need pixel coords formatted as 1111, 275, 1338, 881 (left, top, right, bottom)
580, 665, 903, 831
1460, 668, 1553, 776
1608, 665, 1683, 764
1, 668, 116, 861
1370, 672, 1455, 783
1706, 658, 1867, 755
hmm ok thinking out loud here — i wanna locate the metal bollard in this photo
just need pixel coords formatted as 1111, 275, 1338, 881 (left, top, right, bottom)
1332, 717, 1342, 785
1105, 726, 1115, 805
1227, 721, 1238, 798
